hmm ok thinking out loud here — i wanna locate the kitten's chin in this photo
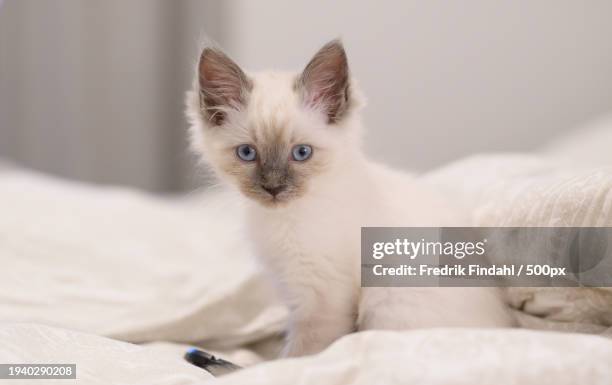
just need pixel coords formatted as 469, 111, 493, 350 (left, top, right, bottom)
257, 197, 291, 208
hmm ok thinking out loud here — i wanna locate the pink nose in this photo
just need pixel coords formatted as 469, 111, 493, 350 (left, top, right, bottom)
262, 185, 286, 197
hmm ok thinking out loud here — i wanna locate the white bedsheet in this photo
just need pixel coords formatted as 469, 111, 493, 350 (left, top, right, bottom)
1, 323, 611, 385
0, 323, 213, 384
0, 168, 286, 352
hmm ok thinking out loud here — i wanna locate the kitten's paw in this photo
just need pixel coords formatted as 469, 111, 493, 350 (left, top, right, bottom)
281, 331, 329, 358
281, 315, 355, 357
280, 338, 306, 358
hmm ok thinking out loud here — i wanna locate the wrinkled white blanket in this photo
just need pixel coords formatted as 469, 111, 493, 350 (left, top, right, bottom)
423, 154, 612, 335
1, 119, 612, 384
1, 323, 611, 385
0, 323, 213, 384
0, 168, 286, 354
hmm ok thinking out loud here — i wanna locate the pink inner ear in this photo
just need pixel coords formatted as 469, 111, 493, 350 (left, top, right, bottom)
303, 74, 337, 109
198, 48, 252, 125
200, 57, 241, 105
308, 91, 325, 106
298, 40, 350, 122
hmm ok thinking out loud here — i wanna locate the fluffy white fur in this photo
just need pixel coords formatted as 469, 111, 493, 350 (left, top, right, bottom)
187, 41, 515, 357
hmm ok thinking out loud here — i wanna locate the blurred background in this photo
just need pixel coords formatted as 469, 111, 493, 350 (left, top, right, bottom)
1, 0, 611, 192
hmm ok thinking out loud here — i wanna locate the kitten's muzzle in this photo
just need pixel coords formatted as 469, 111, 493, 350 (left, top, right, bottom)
257, 164, 289, 198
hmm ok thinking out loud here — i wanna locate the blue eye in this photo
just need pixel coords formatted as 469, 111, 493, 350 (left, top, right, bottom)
291, 144, 312, 161
236, 144, 257, 161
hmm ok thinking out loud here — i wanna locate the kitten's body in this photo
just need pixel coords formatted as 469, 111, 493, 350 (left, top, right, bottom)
188, 43, 514, 357
246, 152, 513, 356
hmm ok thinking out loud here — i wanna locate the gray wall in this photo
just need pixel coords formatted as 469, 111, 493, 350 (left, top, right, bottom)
1, 1, 611, 191
0, 0, 227, 191
223, 1, 612, 170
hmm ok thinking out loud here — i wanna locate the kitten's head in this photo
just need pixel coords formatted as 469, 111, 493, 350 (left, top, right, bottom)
187, 40, 364, 207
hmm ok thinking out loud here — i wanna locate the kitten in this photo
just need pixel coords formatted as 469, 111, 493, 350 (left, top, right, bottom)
187, 40, 515, 357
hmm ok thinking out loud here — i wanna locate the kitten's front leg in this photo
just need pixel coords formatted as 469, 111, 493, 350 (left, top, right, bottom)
282, 310, 355, 357
279, 276, 357, 357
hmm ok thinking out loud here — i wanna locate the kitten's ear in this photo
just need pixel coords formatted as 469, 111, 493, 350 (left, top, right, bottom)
298, 39, 350, 124
198, 47, 251, 125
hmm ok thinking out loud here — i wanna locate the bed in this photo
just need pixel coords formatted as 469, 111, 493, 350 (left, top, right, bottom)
1, 117, 611, 384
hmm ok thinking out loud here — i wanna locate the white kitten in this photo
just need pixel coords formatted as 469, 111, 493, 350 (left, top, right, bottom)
187, 40, 515, 357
